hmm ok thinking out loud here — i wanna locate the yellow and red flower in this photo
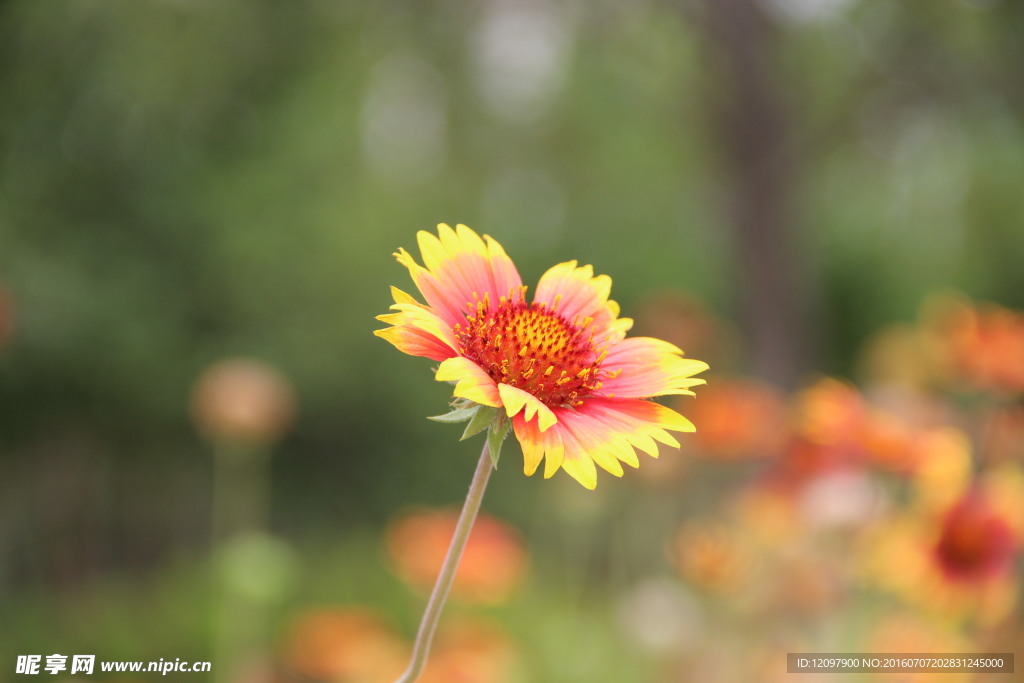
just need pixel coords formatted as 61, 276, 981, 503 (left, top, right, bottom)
859, 472, 1023, 626
932, 492, 1017, 584
375, 224, 707, 489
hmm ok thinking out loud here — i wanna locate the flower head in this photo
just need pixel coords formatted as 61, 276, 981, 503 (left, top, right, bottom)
375, 224, 707, 488
933, 492, 1016, 583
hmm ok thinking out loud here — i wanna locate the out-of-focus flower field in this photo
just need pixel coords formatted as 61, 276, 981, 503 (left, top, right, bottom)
5, 290, 1023, 682
2, 0, 1024, 681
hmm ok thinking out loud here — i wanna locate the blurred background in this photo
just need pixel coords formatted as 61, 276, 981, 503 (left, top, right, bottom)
2, 0, 1023, 681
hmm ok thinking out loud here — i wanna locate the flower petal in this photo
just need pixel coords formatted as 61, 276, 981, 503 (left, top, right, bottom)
435, 357, 502, 407
560, 444, 599, 490
599, 337, 708, 398
581, 397, 696, 452
510, 396, 696, 489
396, 224, 523, 329
512, 411, 564, 477
498, 383, 557, 431
556, 410, 625, 479
374, 287, 460, 362
533, 261, 627, 345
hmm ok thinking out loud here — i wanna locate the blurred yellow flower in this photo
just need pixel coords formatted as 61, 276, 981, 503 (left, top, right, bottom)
375, 223, 707, 489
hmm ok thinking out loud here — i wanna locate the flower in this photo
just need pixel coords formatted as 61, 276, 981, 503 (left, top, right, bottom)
858, 480, 1022, 626
385, 508, 527, 604
417, 618, 521, 683
932, 492, 1016, 583
375, 224, 707, 489
281, 607, 408, 681
921, 292, 1024, 396
672, 520, 754, 594
684, 378, 785, 460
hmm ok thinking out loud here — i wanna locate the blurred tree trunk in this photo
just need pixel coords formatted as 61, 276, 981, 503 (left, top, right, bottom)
698, 0, 808, 389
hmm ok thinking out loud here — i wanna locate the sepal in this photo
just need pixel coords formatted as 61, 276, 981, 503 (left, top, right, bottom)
461, 405, 499, 441
486, 416, 512, 469
427, 404, 479, 424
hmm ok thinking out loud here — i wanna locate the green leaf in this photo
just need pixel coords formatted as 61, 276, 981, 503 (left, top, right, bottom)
461, 405, 499, 441
427, 405, 479, 424
486, 417, 512, 469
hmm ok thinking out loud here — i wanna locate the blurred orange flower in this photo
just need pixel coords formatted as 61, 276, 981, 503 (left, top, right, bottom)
672, 520, 754, 594
921, 293, 1024, 396
281, 607, 408, 682
781, 377, 958, 481
773, 378, 869, 485
795, 377, 866, 446
418, 618, 521, 683
683, 378, 786, 459
385, 508, 528, 604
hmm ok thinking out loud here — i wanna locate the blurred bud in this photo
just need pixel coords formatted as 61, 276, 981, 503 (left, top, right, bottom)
385, 508, 527, 604
281, 607, 407, 682
191, 358, 296, 446
0, 284, 14, 352
218, 532, 298, 603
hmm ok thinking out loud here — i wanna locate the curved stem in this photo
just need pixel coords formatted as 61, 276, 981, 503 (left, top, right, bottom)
393, 441, 495, 683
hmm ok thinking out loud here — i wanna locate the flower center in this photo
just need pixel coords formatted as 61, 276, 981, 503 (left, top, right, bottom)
934, 500, 1013, 581
455, 294, 604, 408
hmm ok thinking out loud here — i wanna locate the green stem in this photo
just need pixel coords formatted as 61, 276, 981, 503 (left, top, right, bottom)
394, 440, 494, 683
